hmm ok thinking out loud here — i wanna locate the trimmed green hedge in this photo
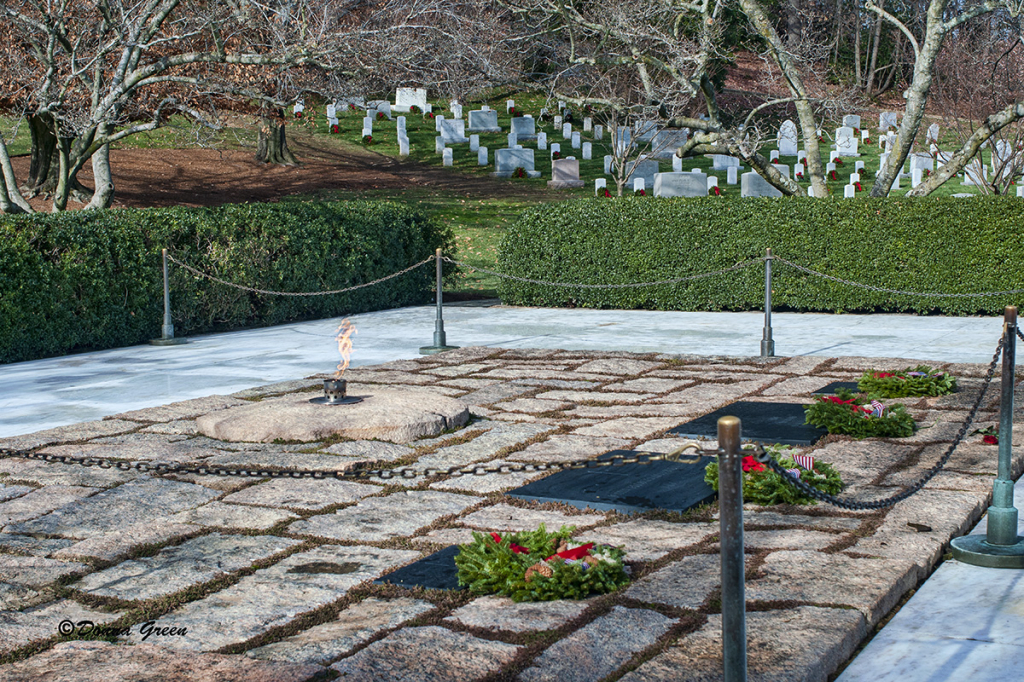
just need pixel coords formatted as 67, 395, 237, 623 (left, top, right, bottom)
0, 201, 452, 364
497, 197, 1024, 316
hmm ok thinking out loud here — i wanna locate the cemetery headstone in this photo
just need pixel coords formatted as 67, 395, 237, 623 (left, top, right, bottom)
506, 99, 515, 112
494, 147, 541, 178
451, 103, 463, 119
441, 119, 469, 144
650, 130, 688, 159
398, 136, 410, 157
442, 148, 453, 166
469, 134, 480, 152
707, 176, 718, 190
653, 172, 708, 198
550, 142, 561, 158
777, 120, 799, 156
633, 178, 645, 192
963, 161, 987, 185
713, 155, 740, 171
634, 121, 659, 143
844, 184, 856, 198
850, 172, 860, 183
829, 150, 840, 163
842, 114, 861, 129
672, 155, 683, 172
1018, 186, 1024, 198
424, 103, 432, 113
741, 171, 783, 198
326, 103, 336, 118
595, 178, 607, 195
511, 117, 537, 140
467, 109, 501, 132
571, 131, 581, 149
770, 150, 780, 162
537, 132, 547, 150
395, 87, 428, 113
583, 117, 593, 132
727, 166, 738, 185
562, 122, 572, 139
478, 147, 488, 165
396, 116, 406, 131
293, 100, 304, 116
909, 153, 933, 174
626, 159, 660, 190
604, 155, 614, 174
435, 137, 445, 154
927, 123, 940, 143
362, 116, 373, 132
879, 111, 899, 131
797, 150, 807, 164
794, 163, 805, 179
369, 100, 392, 120
435, 114, 444, 132
594, 125, 603, 140
582, 142, 592, 160
614, 127, 632, 155
507, 132, 518, 148
855, 160, 865, 172
835, 126, 859, 156
548, 158, 585, 189
911, 168, 922, 187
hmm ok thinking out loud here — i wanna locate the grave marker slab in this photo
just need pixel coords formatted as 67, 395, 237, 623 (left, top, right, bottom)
395, 87, 427, 113
478, 147, 488, 165
443, 148, 453, 166
879, 112, 899, 131
835, 127, 859, 157
741, 172, 783, 198
508, 451, 717, 515
594, 125, 603, 140
549, 158, 585, 188
672, 155, 683, 172
604, 155, 614, 174
668, 402, 827, 446
843, 114, 861, 129
653, 172, 707, 198
468, 110, 501, 133
374, 545, 463, 591
634, 121, 659, 143
651, 130, 688, 159
778, 120, 799, 156
369, 101, 392, 120
537, 132, 547, 150
582, 142, 592, 160
583, 117, 593, 132
595, 178, 607, 195
571, 131, 581, 149
441, 119, 469, 144
511, 117, 538, 140
494, 148, 540, 178
469, 134, 480, 152
626, 159, 660, 190
727, 166, 738, 185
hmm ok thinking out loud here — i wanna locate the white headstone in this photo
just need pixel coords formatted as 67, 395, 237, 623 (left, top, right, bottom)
633, 177, 645, 192
879, 112, 899, 131
397, 116, 406, 130
549, 158, 584, 188
468, 110, 500, 132
442, 148, 453, 167
861, 129, 870, 142
435, 137, 445, 154
550, 143, 561, 157
507, 132, 518, 148
558, 100, 566, 111
795, 163, 805, 179
481, 105, 490, 111
584, 117, 593, 132
537, 132, 547, 150
595, 178, 607, 195
741, 172, 783, 198
627, 160, 660, 189
850, 172, 860, 184
713, 155, 740, 171
727, 166, 738, 185
778, 120, 799, 156
572, 132, 581, 149
494, 148, 540, 178
855, 161, 865, 172
604, 155, 614, 174
424, 103, 432, 113
654, 172, 708, 198
842, 114, 861, 129
927, 123, 940, 143
478, 147, 488, 165
328, 116, 339, 127
707, 176, 718, 189
362, 116, 373, 132
844, 184, 856, 198
829, 150, 840, 163
797, 150, 807, 164
692, 168, 702, 173
594, 125, 603, 140
672, 155, 683, 172
440, 119, 469, 144
911, 168, 922, 187
511, 117, 537, 139
1018, 186, 1024, 198
326, 103, 336, 118
554, 115, 563, 128
361, 127, 371, 139
826, 162, 836, 173
470, 134, 480, 152
451, 103, 463, 119
835, 127, 859, 156
582, 142, 592, 160
507, 100, 515, 112
562, 123, 572, 139
293, 100, 305, 116
770, 150, 780, 162
395, 87, 428, 113
398, 136, 409, 157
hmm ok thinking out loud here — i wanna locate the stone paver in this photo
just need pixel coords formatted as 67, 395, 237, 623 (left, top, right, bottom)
576, 358, 663, 375
5, 478, 219, 539
0, 485, 98, 526
0, 534, 74, 557
509, 434, 632, 463
245, 597, 434, 665
221, 478, 381, 510
52, 521, 198, 561
459, 503, 606, 532
0, 600, 122, 655
0, 419, 139, 451
579, 520, 718, 561
619, 606, 866, 682
414, 422, 556, 470
330, 626, 521, 681
289, 490, 478, 541
169, 501, 300, 530
154, 545, 420, 651
107, 395, 250, 423
0, 640, 324, 682
519, 606, 676, 682
0, 457, 139, 487
0, 483, 33, 502
76, 533, 300, 601
0, 555, 89, 587
323, 440, 414, 460
572, 416, 681, 440
624, 553, 723, 609
446, 595, 591, 632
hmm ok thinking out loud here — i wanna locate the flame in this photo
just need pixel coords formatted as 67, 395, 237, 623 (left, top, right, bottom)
334, 319, 356, 379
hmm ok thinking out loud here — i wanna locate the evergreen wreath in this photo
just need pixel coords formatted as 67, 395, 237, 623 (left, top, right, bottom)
455, 524, 629, 602
410, 105, 422, 114
362, 134, 373, 144
704, 444, 845, 506
512, 166, 527, 178
805, 388, 915, 438
856, 365, 957, 398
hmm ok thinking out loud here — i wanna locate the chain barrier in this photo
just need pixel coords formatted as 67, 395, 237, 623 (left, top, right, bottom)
756, 335, 1005, 510
773, 255, 1024, 298
0, 442, 727, 483
440, 256, 761, 289
164, 253, 433, 297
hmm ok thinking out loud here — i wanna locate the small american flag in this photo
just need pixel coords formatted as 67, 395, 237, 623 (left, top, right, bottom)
794, 454, 815, 470
785, 468, 802, 478
870, 400, 885, 417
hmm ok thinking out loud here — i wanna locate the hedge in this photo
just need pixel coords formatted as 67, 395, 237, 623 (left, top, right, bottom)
0, 201, 453, 364
497, 197, 1024, 316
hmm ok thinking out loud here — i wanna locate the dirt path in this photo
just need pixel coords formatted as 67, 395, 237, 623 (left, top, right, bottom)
10, 135, 555, 212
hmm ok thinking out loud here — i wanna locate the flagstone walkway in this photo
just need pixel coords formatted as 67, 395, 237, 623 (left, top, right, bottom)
0, 347, 1019, 680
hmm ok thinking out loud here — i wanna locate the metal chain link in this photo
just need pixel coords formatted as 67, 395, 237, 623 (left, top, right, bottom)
773, 255, 1024, 298
441, 256, 761, 289
756, 336, 1005, 510
0, 442, 721, 482
165, 253, 433, 297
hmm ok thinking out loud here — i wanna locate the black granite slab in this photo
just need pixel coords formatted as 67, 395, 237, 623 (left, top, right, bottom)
667, 401, 827, 446
813, 381, 860, 395
507, 450, 717, 515
374, 544, 464, 591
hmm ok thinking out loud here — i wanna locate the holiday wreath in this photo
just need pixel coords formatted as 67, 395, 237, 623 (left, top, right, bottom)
704, 444, 844, 505
856, 365, 957, 398
455, 524, 629, 602
805, 388, 915, 438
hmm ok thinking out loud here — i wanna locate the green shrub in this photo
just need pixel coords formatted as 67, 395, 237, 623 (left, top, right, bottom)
0, 201, 453, 363
497, 197, 1024, 315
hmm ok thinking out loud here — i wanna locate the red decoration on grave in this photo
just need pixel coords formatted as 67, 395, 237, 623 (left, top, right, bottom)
855, 182, 863, 192
294, 111, 303, 119
377, 112, 385, 120
363, 134, 373, 144
603, 189, 612, 197
330, 124, 339, 134
712, 185, 721, 195
552, 151, 561, 159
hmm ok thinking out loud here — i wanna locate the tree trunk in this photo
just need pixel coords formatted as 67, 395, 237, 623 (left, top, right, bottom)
23, 114, 57, 196
854, 0, 863, 84
0, 135, 32, 213
865, 1, 884, 93
256, 116, 298, 165
785, 0, 803, 47
85, 124, 115, 210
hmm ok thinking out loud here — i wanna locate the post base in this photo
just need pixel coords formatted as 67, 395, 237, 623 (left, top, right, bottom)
149, 337, 188, 346
419, 345, 459, 355
950, 533, 1024, 569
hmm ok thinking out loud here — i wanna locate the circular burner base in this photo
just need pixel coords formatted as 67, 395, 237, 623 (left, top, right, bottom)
308, 396, 363, 406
